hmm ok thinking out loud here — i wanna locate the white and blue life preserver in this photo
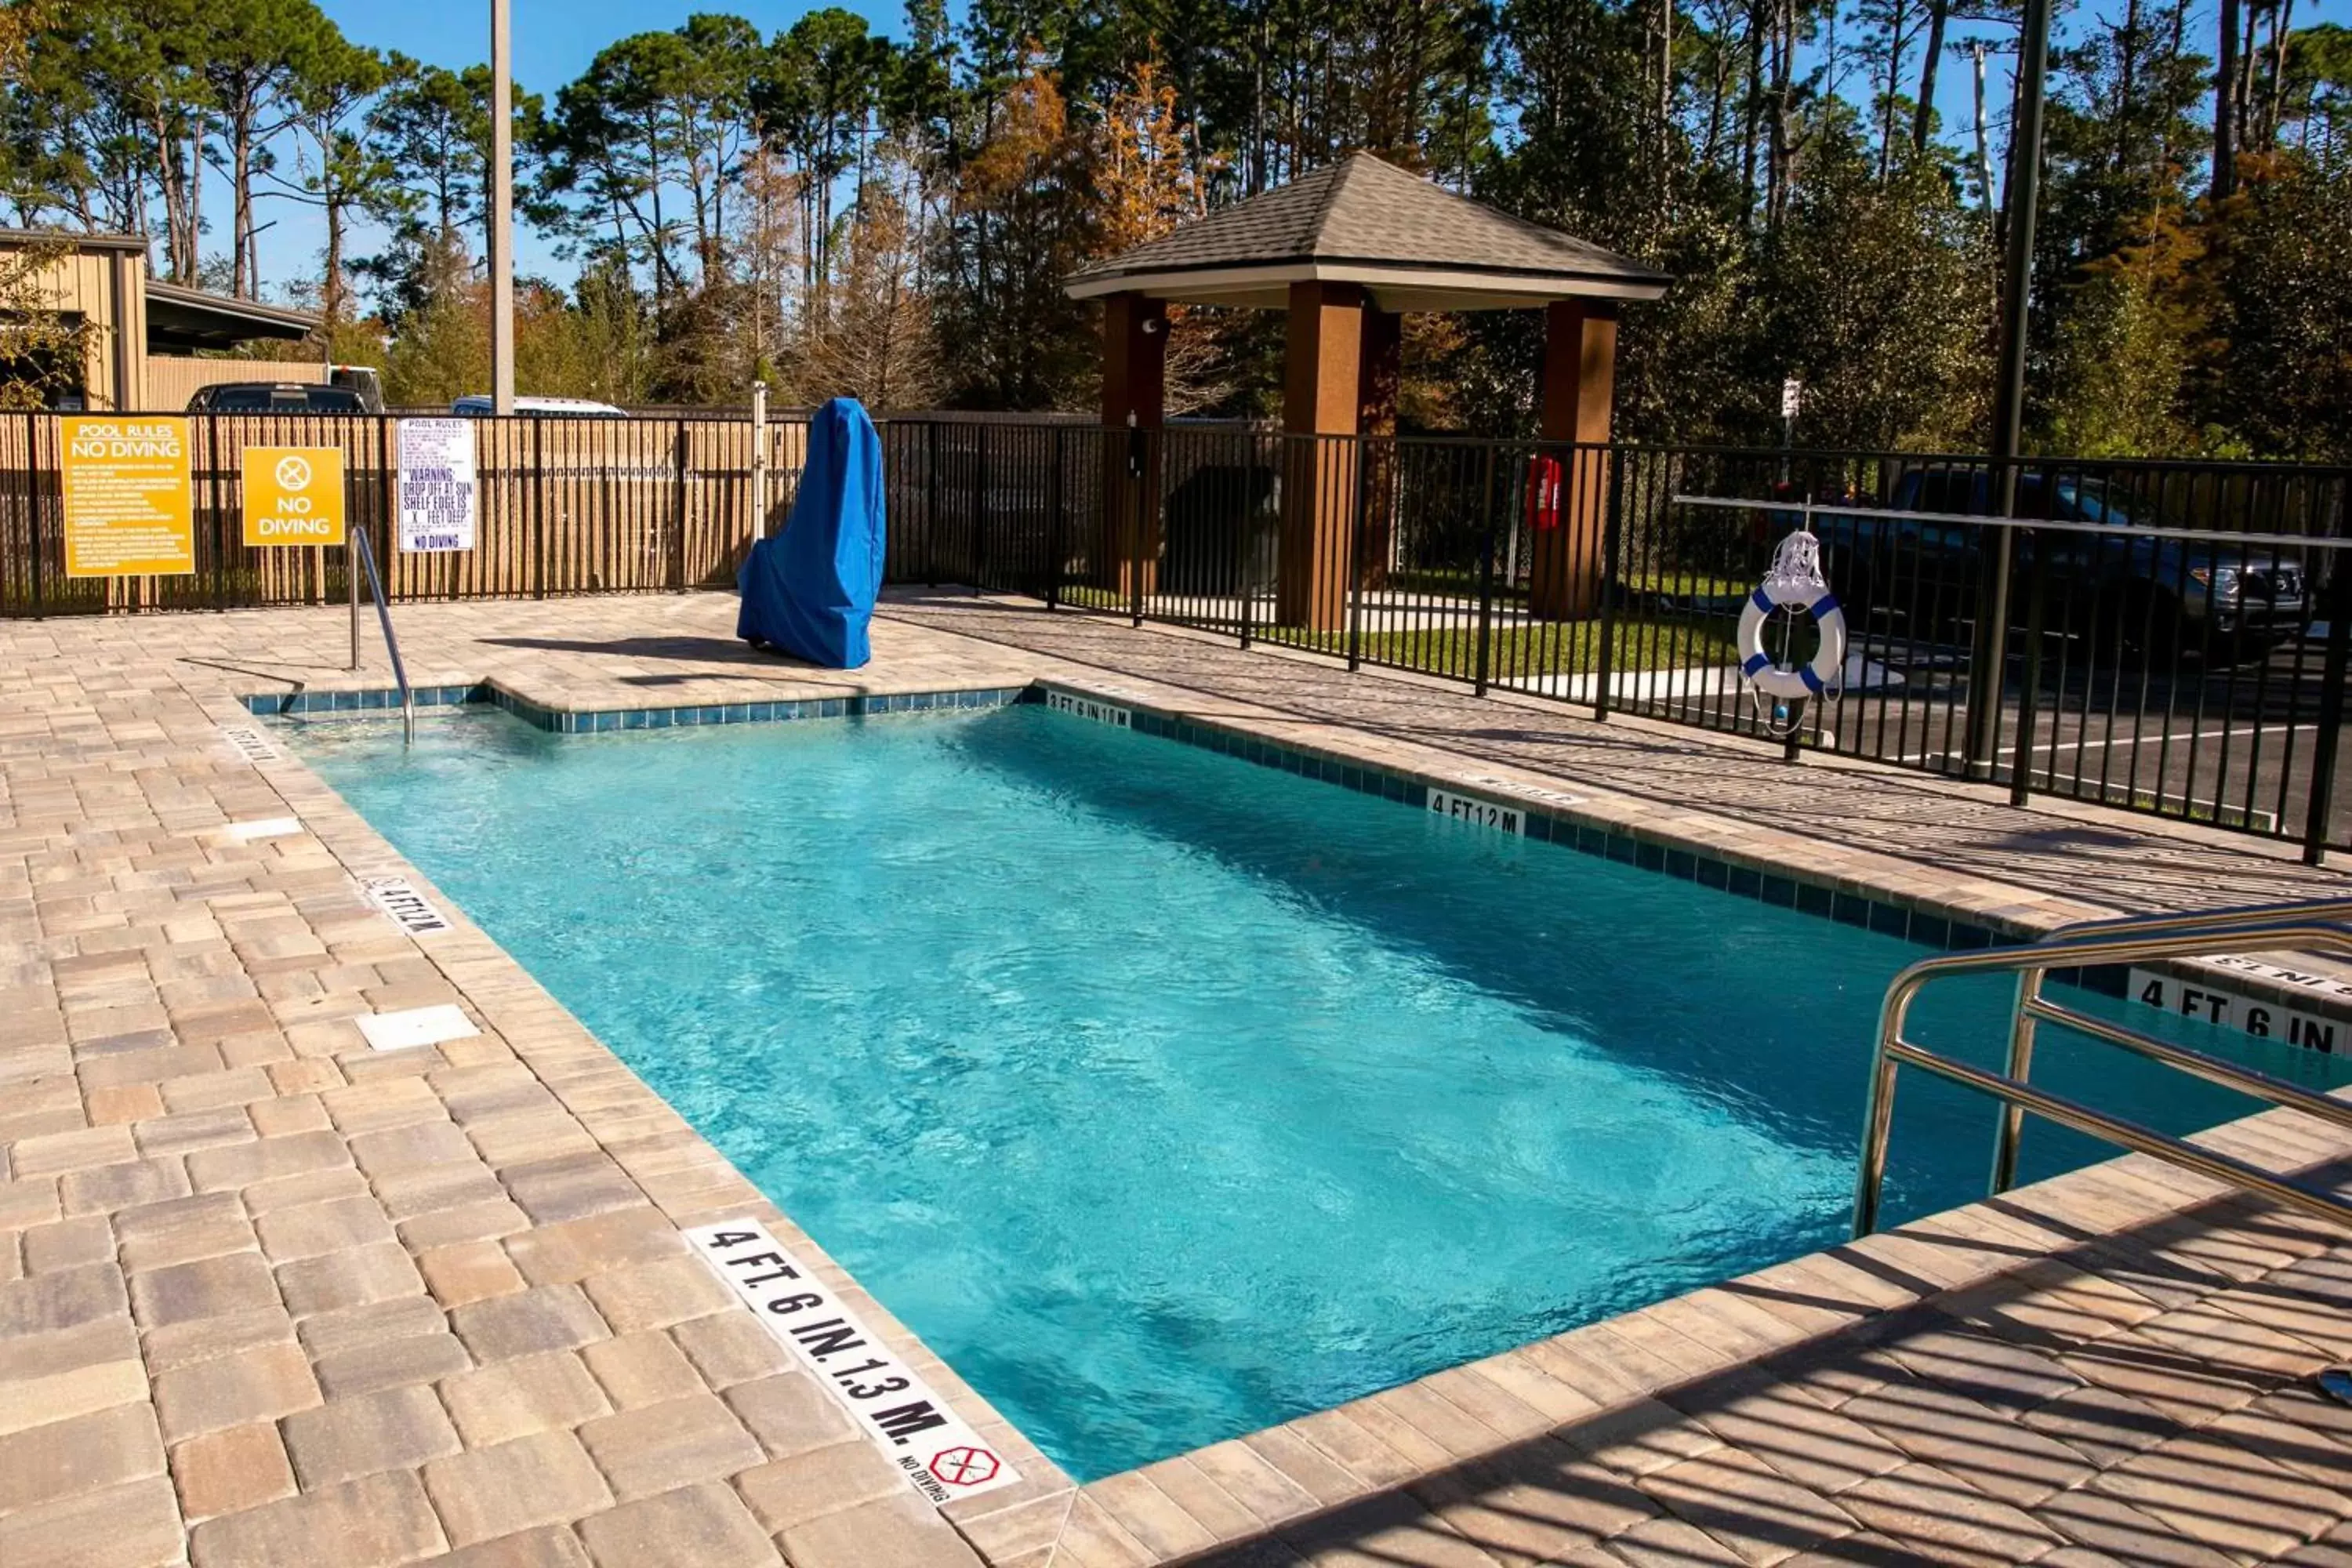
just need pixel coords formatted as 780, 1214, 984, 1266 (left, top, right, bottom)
1737, 578, 1846, 699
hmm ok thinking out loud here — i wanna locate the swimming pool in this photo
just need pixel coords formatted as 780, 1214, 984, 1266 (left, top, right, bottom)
286, 697, 2348, 1480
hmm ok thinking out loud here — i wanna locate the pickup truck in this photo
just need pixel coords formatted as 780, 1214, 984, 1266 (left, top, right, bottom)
1816, 466, 2312, 661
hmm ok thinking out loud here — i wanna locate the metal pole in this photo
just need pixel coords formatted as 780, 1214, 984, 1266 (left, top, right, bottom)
1987, 968, 2043, 1193
1964, 0, 2051, 779
2304, 552, 2350, 865
1594, 448, 1625, 721
2009, 529, 2049, 806
750, 380, 768, 537
488, 0, 516, 416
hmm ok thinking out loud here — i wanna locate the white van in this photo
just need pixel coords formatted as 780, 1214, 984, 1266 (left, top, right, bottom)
451, 395, 630, 419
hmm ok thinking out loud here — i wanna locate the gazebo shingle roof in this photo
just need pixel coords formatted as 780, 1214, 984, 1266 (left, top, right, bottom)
1068, 153, 1669, 294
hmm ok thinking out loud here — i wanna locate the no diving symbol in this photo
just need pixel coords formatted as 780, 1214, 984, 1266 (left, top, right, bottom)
930, 1446, 999, 1487
275, 454, 313, 491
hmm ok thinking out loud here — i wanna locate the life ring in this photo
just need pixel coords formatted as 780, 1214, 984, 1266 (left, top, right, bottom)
1737, 579, 1846, 699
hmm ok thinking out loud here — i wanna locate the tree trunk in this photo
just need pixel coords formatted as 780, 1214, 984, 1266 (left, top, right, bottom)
1971, 41, 1995, 210
1877, 0, 1907, 180
2213, 0, 2239, 200
1912, 0, 1948, 151
1740, 0, 1765, 220
324, 192, 344, 326
232, 108, 255, 297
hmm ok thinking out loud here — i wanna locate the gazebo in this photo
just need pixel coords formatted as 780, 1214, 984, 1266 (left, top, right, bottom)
1065, 153, 1670, 629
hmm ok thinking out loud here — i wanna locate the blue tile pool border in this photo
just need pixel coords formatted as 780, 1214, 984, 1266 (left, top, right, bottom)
247, 674, 2349, 1029
242, 681, 1039, 732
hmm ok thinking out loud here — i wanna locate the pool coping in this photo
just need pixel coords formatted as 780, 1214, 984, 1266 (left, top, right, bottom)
237, 666, 2352, 1567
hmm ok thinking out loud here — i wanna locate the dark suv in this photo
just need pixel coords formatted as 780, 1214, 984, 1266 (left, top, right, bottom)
1819, 467, 2310, 660
186, 382, 369, 413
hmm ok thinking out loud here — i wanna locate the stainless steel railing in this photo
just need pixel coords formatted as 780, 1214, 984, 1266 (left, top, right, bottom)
1853, 899, 2352, 1237
350, 527, 417, 744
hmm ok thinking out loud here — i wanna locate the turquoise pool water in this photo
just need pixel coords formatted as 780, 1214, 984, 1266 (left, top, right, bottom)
287, 702, 2347, 1480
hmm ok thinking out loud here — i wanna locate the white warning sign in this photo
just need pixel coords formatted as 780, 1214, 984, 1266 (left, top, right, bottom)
686, 1220, 1020, 1506
397, 419, 477, 554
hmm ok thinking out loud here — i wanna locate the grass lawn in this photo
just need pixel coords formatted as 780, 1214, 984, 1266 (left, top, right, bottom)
1044, 585, 1744, 677
1384, 564, 1753, 601
1323, 616, 1742, 677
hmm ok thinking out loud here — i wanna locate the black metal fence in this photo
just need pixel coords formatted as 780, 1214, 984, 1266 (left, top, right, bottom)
3, 409, 2343, 858
880, 421, 2351, 862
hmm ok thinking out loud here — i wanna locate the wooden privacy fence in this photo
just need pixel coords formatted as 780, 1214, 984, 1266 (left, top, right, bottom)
0, 411, 811, 615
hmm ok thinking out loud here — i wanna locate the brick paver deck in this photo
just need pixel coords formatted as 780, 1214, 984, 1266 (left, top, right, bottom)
1, 589, 2346, 1568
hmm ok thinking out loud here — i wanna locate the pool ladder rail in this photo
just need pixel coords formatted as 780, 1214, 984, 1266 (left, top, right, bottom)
349, 526, 417, 744
1853, 897, 2352, 1238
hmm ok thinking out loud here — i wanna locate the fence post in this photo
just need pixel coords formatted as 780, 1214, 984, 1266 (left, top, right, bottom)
1474, 443, 1497, 697
1964, 459, 2020, 777
1045, 426, 1063, 610
2303, 555, 2351, 865
749, 380, 768, 541
671, 421, 690, 590
2009, 530, 2050, 808
24, 412, 42, 613
1345, 437, 1366, 672
1128, 424, 1146, 628
205, 415, 226, 612
924, 423, 940, 587
972, 423, 989, 593
531, 418, 546, 598
1238, 435, 1256, 651
1593, 445, 1626, 722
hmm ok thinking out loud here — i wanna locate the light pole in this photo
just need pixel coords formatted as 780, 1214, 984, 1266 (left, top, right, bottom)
489, 0, 516, 416
1964, 0, 2052, 779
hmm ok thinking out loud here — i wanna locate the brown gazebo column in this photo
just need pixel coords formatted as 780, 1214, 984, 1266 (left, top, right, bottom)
1278, 281, 1363, 630
1529, 299, 1619, 620
1099, 290, 1167, 601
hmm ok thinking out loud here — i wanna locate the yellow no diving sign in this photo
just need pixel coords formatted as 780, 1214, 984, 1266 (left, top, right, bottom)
242, 447, 347, 546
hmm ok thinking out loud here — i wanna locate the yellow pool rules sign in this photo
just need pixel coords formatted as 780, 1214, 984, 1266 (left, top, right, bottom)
61, 417, 194, 577
241, 447, 347, 546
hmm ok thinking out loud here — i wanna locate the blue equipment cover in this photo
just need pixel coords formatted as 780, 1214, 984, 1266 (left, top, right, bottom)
738, 397, 886, 668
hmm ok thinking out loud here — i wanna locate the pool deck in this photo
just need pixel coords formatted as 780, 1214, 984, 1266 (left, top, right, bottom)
1, 587, 2347, 1568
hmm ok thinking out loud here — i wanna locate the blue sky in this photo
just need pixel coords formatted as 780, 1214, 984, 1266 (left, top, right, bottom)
253, 0, 2351, 299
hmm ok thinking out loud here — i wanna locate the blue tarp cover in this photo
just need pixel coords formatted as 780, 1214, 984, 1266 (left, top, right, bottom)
738, 397, 886, 668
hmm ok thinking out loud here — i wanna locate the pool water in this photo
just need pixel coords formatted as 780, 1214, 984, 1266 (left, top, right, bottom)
288, 702, 2348, 1479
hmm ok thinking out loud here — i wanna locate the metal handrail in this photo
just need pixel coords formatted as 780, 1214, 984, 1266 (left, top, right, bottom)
350, 527, 416, 744
1853, 905, 2352, 1238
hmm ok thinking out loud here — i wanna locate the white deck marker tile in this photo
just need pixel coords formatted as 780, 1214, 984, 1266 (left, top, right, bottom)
219, 724, 281, 764
356, 1004, 480, 1053
687, 1219, 1022, 1507
223, 816, 303, 842
1467, 773, 1584, 810
360, 876, 453, 937
1427, 788, 1523, 836
1044, 688, 1131, 728
2126, 967, 2346, 1055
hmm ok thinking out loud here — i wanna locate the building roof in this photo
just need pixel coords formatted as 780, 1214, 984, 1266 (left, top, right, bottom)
0, 227, 147, 255
147, 281, 320, 351
1065, 153, 1671, 311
